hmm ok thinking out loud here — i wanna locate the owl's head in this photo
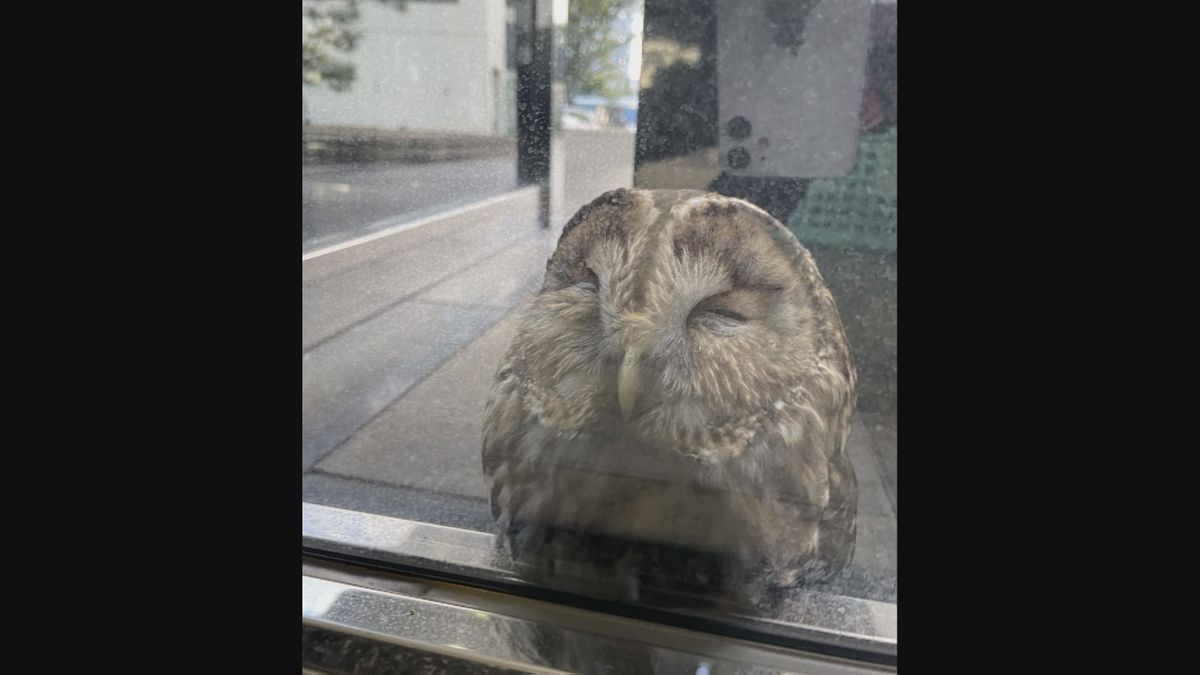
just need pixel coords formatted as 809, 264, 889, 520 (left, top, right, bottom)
513, 188, 853, 461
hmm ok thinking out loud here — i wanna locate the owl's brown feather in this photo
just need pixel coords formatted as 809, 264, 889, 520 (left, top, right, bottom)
482, 188, 857, 608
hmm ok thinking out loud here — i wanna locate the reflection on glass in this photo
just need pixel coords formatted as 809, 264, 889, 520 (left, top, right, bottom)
303, 0, 519, 253
302, 0, 896, 655
561, 0, 640, 130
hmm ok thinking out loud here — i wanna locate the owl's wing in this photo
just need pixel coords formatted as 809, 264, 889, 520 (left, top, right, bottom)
482, 363, 528, 524
776, 215, 860, 577
707, 355, 858, 592
483, 362, 591, 575
483, 369, 649, 601
810, 386, 858, 575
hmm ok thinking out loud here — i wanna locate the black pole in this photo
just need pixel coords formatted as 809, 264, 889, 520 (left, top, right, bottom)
514, 0, 553, 228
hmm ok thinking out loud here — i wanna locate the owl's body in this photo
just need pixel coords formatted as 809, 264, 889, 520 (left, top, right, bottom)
483, 189, 857, 608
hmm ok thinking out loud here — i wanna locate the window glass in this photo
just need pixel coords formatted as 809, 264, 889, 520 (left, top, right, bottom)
303, 0, 520, 253
303, 0, 896, 656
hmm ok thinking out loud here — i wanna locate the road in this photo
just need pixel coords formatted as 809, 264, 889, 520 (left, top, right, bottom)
303, 155, 519, 254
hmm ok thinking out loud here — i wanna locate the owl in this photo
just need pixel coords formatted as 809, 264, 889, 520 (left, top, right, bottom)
482, 188, 857, 610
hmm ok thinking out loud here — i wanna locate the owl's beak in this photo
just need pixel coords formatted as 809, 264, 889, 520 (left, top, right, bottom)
618, 349, 641, 422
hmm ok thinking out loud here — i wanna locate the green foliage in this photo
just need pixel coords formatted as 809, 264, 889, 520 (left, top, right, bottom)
302, 0, 409, 92
304, 0, 638, 100
563, 0, 637, 100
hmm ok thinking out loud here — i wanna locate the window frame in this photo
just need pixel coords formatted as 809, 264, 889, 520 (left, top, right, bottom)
303, 502, 898, 666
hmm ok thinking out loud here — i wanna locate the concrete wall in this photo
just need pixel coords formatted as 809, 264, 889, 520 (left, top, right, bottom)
305, 1, 515, 136
551, 128, 638, 228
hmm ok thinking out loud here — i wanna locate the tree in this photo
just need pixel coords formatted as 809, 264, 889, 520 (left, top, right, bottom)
562, 0, 638, 100
302, 0, 409, 92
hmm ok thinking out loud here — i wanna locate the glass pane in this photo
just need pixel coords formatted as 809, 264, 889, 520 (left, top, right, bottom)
303, 0, 520, 254
303, 0, 896, 658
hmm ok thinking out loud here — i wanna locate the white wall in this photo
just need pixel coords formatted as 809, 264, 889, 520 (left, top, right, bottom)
305, 1, 514, 136
550, 128, 636, 228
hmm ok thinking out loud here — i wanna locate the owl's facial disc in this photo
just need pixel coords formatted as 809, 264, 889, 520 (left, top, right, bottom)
536, 189, 813, 448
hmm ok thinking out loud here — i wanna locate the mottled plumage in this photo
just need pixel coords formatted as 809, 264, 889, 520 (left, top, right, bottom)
482, 188, 857, 609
